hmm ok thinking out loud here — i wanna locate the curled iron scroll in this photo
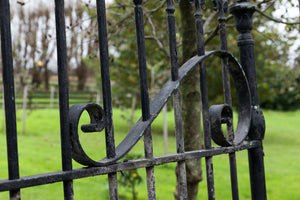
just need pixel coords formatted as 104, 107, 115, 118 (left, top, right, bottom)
209, 51, 251, 147
209, 104, 233, 146
69, 50, 251, 167
69, 103, 105, 166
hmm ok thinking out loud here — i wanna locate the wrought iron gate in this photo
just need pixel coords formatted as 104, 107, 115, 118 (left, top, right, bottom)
0, 0, 267, 199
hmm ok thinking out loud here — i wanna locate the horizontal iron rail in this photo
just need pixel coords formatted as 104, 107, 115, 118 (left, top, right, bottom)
0, 140, 260, 192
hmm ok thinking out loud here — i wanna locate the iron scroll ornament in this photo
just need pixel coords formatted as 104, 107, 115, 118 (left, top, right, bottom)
69, 50, 251, 167
69, 103, 106, 166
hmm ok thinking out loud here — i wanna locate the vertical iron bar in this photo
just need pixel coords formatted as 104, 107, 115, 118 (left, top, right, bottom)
54, 0, 74, 199
95, 0, 118, 199
0, 0, 21, 199
134, 0, 150, 121
228, 153, 239, 200
247, 142, 266, 200
218, 2, 232, 117
194, 0, 215, 199
133, 0, 156, 199
217, 2, 239, 199
166, 0, 188, 199
230, 1, 267, 200
166, 0, 179, 82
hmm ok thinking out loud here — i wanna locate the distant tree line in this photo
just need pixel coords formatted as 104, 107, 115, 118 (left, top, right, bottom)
7, 0, 300, 110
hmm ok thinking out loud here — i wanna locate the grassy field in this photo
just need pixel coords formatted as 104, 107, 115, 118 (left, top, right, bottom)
0, 108, 299, 199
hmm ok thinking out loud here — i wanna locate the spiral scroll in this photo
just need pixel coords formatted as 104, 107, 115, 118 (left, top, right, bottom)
68, 51, 251, 167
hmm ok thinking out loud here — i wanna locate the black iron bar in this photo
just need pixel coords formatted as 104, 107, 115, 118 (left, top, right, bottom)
133, 0, 156, 199
230, 1, 267, 199
166, 0, 188, 199
228, 153, 239, 199
0, 0, 21, 199
0, 141, 260, 192
166, 0, 179, 82
54, 0, 74, 199
134, 0, 150, 122
217, 1, 239, 199
96, 0, 118, 199
96, 0, 116, 160
194, 0, 215, 199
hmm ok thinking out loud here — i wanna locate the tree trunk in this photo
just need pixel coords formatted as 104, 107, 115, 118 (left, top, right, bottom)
44, 66, 50, 91
175, 1, 203, 199
76, 60, 88, 91
32, 66, 41, 89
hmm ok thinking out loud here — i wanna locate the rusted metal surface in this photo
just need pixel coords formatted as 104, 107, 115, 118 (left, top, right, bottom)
66, 51, 250, 166
95, 0, 119, 198
0, 141, 261, 192
231, 1, 267, 199
0, 0, 267, 199
167, 0, 187, 199
214, 1, 240, 197
54, 1, 74, 199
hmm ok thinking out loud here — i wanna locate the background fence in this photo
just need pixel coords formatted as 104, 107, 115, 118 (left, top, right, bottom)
0, 86, 99, 109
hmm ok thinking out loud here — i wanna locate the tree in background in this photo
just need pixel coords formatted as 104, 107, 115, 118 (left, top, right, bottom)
8, 0, 300, 199
97, 0, 299, 199
83, 0, 172, 129
12, 3, 56, 90
11, 1, 97, 91
64, 1, 99, 91
106, 0, 170, 107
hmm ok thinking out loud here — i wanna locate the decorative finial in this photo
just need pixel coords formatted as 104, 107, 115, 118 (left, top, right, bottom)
133, 0, 142, 5
212, 0, 228, 13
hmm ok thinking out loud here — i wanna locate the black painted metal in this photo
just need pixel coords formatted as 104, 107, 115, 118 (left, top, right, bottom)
69, 103, 105, 166
134, 0, 156, 199
231, 1, 267, 199
166, 0, 188, 199
215, 1, 239, 199
0, 0, 20, 199
0, 0, 267, 199
214, 2, 240, 198
208, 55, 251, 147
96, 0, 116, 160
66, 51, 249, 167
194, 0, 216, 199
95, 0, 119, 198
0, 141, 260, 192
54, 0, 74, 199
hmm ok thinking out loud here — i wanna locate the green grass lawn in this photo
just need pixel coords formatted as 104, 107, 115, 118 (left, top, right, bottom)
0, 108, 299, 199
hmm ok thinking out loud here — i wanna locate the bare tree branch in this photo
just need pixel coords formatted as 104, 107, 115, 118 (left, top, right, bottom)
253, 27, 275, 42
145, 0, 166, 14
205, 15, 234, 45
203, 10, 218, 31
144, 35, 169, 57
257, 0, 273, 8
145, 13, 169, 57
255, 8, 300, 25
107, 3, 134, 10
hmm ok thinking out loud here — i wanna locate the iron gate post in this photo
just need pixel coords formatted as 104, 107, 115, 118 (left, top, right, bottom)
230, 1, 267, 200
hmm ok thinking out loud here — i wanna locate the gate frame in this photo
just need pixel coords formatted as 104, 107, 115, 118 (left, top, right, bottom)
0, 0, 267, 199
